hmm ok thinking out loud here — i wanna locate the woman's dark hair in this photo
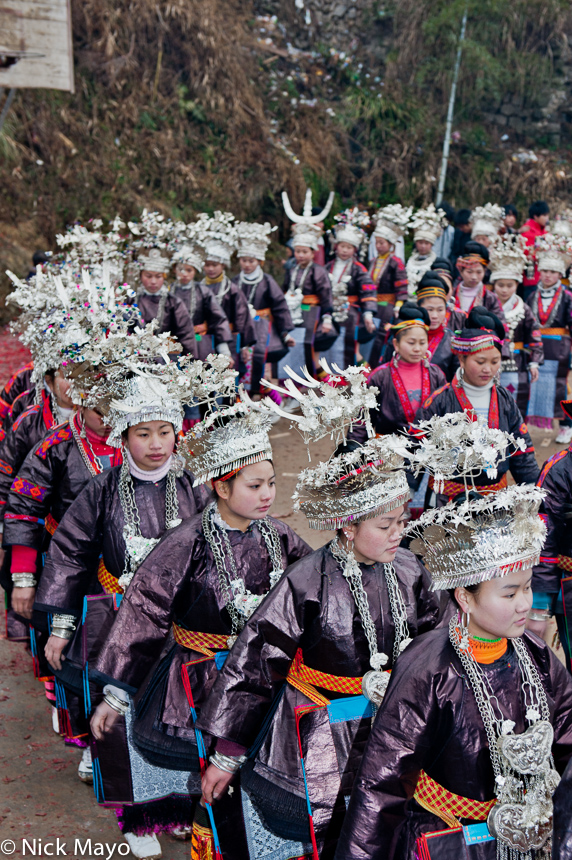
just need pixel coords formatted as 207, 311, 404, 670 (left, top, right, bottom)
454, 208, 472, 226
439, 201, 455, 223
503, 203, 518, 219
393, 301, 430, 342
529, 200, 549, 219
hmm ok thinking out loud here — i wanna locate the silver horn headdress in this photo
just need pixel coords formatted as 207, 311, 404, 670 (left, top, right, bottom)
282, 188, 334, 225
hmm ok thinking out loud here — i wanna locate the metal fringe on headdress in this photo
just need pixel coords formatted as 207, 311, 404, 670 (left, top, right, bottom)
489, 234, 527, 282
405, 485, 546, 591
409, 412, 525, 493
293, 434, 413, 529
179, 394, 273, 486
373, 204, 413, 244
331, 207, 370, 253
470, 203, 505, 237
260, 361, 378, 451
410, 204, 447, 242
535, 233, 572, 275
235, 221, 276, 259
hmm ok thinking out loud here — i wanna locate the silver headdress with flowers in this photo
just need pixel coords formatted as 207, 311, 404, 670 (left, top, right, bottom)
409, 412, 526, 494
192, 211, 237, 266
373, 204, 412, 247
535, 233, 572, 276
56, 216, 127, 282
295, 434, 412, 530
235, 221, 276, 260
410, 204, 447, 244
171, 243, 204, 273
332, 207, 371, 253
470, 203, 504, 240
489, 235, 527, 283
179, 394, 273, 486
407, 484, 546, 591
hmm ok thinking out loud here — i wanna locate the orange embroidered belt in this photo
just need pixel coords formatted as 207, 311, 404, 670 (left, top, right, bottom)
286, 647, 365, 707
172, 623, 230, 658
256, 307, 273, 320
194, 323, 208, 336
347, 295, 360, 305
428, 473, 507, 500
300, 294, 320, 309
414, 770, 495, 829
376, 293, 396, 304
540, 327, 568, 336
511, 341, 524, 350
45, 513, 59, 536
558, 555, 572, 573
97, 559, 123, 595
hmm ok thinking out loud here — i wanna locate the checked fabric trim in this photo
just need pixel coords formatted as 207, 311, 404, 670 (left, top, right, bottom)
414, 769, 495, 829
97, 559, 123, 595
286, 647, 365, 707
427, 473, 507, 500
172, 623, 229, 658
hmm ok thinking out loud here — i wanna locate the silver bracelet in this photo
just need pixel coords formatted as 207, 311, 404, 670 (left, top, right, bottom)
209, 751, 247, 774
51, 626, 75, 640
12, 572, 37, 588
52, 613, 77, 630
103, 691, 129, 716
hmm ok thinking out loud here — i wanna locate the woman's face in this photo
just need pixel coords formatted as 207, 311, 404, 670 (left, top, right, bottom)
539, 269, 560, 289
493, 278, 518, 305
239, 256, 261, 275
394, 327, 428, 363
460, 348, 501, 387
461, 263, 486, 289
375, 237, 392, 256
203, 260, 225, 279
46, 370, 73, 409
176, 263, 197, 285
336, 241, 356, 261
419, 297, 447, 330
126, 421, 176, 471
472, 234, 492, 248
82, 407, 111, 437
294, 246, 314, 266
455, 568, 533, 640
140, 270, 165, 292
343, 505, 407, 565
415, 239, 433, 256
214, 461, 276, 523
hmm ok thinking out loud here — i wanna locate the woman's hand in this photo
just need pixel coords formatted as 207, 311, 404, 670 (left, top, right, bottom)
364, 317, 376, 334
530, 366, 539, 384
201, 763, 236, 804
321, 319, 333, 335
44, 634, 69, 672
11, 586, 35, 620
90, 701, 121, 741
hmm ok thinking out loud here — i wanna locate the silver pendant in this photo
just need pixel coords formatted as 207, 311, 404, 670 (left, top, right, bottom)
226, 635, 237, 649
361, 669, 390, 706
125, 533, 160, 566
487, 801, 552, 852
498, 720, 553, 775
166, 518, 182, 530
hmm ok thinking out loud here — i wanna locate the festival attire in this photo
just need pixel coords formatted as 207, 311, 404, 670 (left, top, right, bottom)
91, 401, 310, 858
405, 205, 447, 297
526, 241, 572, 428
197, 373, 449, 860
335, 481, 572, 860
172, 281, 232, 362
0, 362, 33, 426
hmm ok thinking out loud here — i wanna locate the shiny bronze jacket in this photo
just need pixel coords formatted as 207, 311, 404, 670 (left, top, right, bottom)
92, 512, 310, 760
196, 545, 450, 853
334, 629, 572, 860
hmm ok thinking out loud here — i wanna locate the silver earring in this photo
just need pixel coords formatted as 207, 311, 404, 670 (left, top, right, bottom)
392, 352, 400, 368
459, 610, 470, 651
459, 366, 465, 384
80, 418, 87, 439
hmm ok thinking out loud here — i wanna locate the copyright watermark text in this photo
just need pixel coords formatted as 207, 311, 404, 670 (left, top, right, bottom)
1, 840, 130, 858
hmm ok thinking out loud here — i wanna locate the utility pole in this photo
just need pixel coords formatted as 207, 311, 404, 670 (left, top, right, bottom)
436, 3, 468, 206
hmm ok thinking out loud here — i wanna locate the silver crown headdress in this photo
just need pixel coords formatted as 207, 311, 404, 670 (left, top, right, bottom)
171, 243, 204, 273
179, 394, 273, 486
294, 435, 412, 530
56, 217, 126, 282
410, 204, 447, 244
137, 247, 170, 273
235, 221, 276, 260
373, 204, 413, 247
489, 235, 527, 283
283, 187, 334, 250
470, 203, 505, 240
192, 211, 237, 266
535, 233, 572, 276
409, 412, 526, 494
127, 209, 174, 251
332, 207, 370, 251
552, 210, 572, 238
406, 485, 546, 591
261, 360, 378, 450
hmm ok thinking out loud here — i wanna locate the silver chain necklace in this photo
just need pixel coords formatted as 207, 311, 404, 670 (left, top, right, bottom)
239, 271, 264, 306
330, 537, 411, 708
117, 459, 181, 590
449, 617, 558, 860
202, 501, 284, 647
71, 416, 104, 477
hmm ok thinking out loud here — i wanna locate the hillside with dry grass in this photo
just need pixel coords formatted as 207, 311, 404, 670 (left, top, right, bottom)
1, 0, 572, 286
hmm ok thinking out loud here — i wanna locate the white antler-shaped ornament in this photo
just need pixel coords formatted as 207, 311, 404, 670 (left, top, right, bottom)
282, 188, 335, 224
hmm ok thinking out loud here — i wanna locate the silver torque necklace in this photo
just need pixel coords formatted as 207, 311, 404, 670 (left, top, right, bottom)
330, 537, 411, 709
202, 501, 284, 647
289, 263, 311, 294
239, 271, 264, 305
117, 459, 181, 590
449, 617, 558, 860
71, 416, 104, 477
